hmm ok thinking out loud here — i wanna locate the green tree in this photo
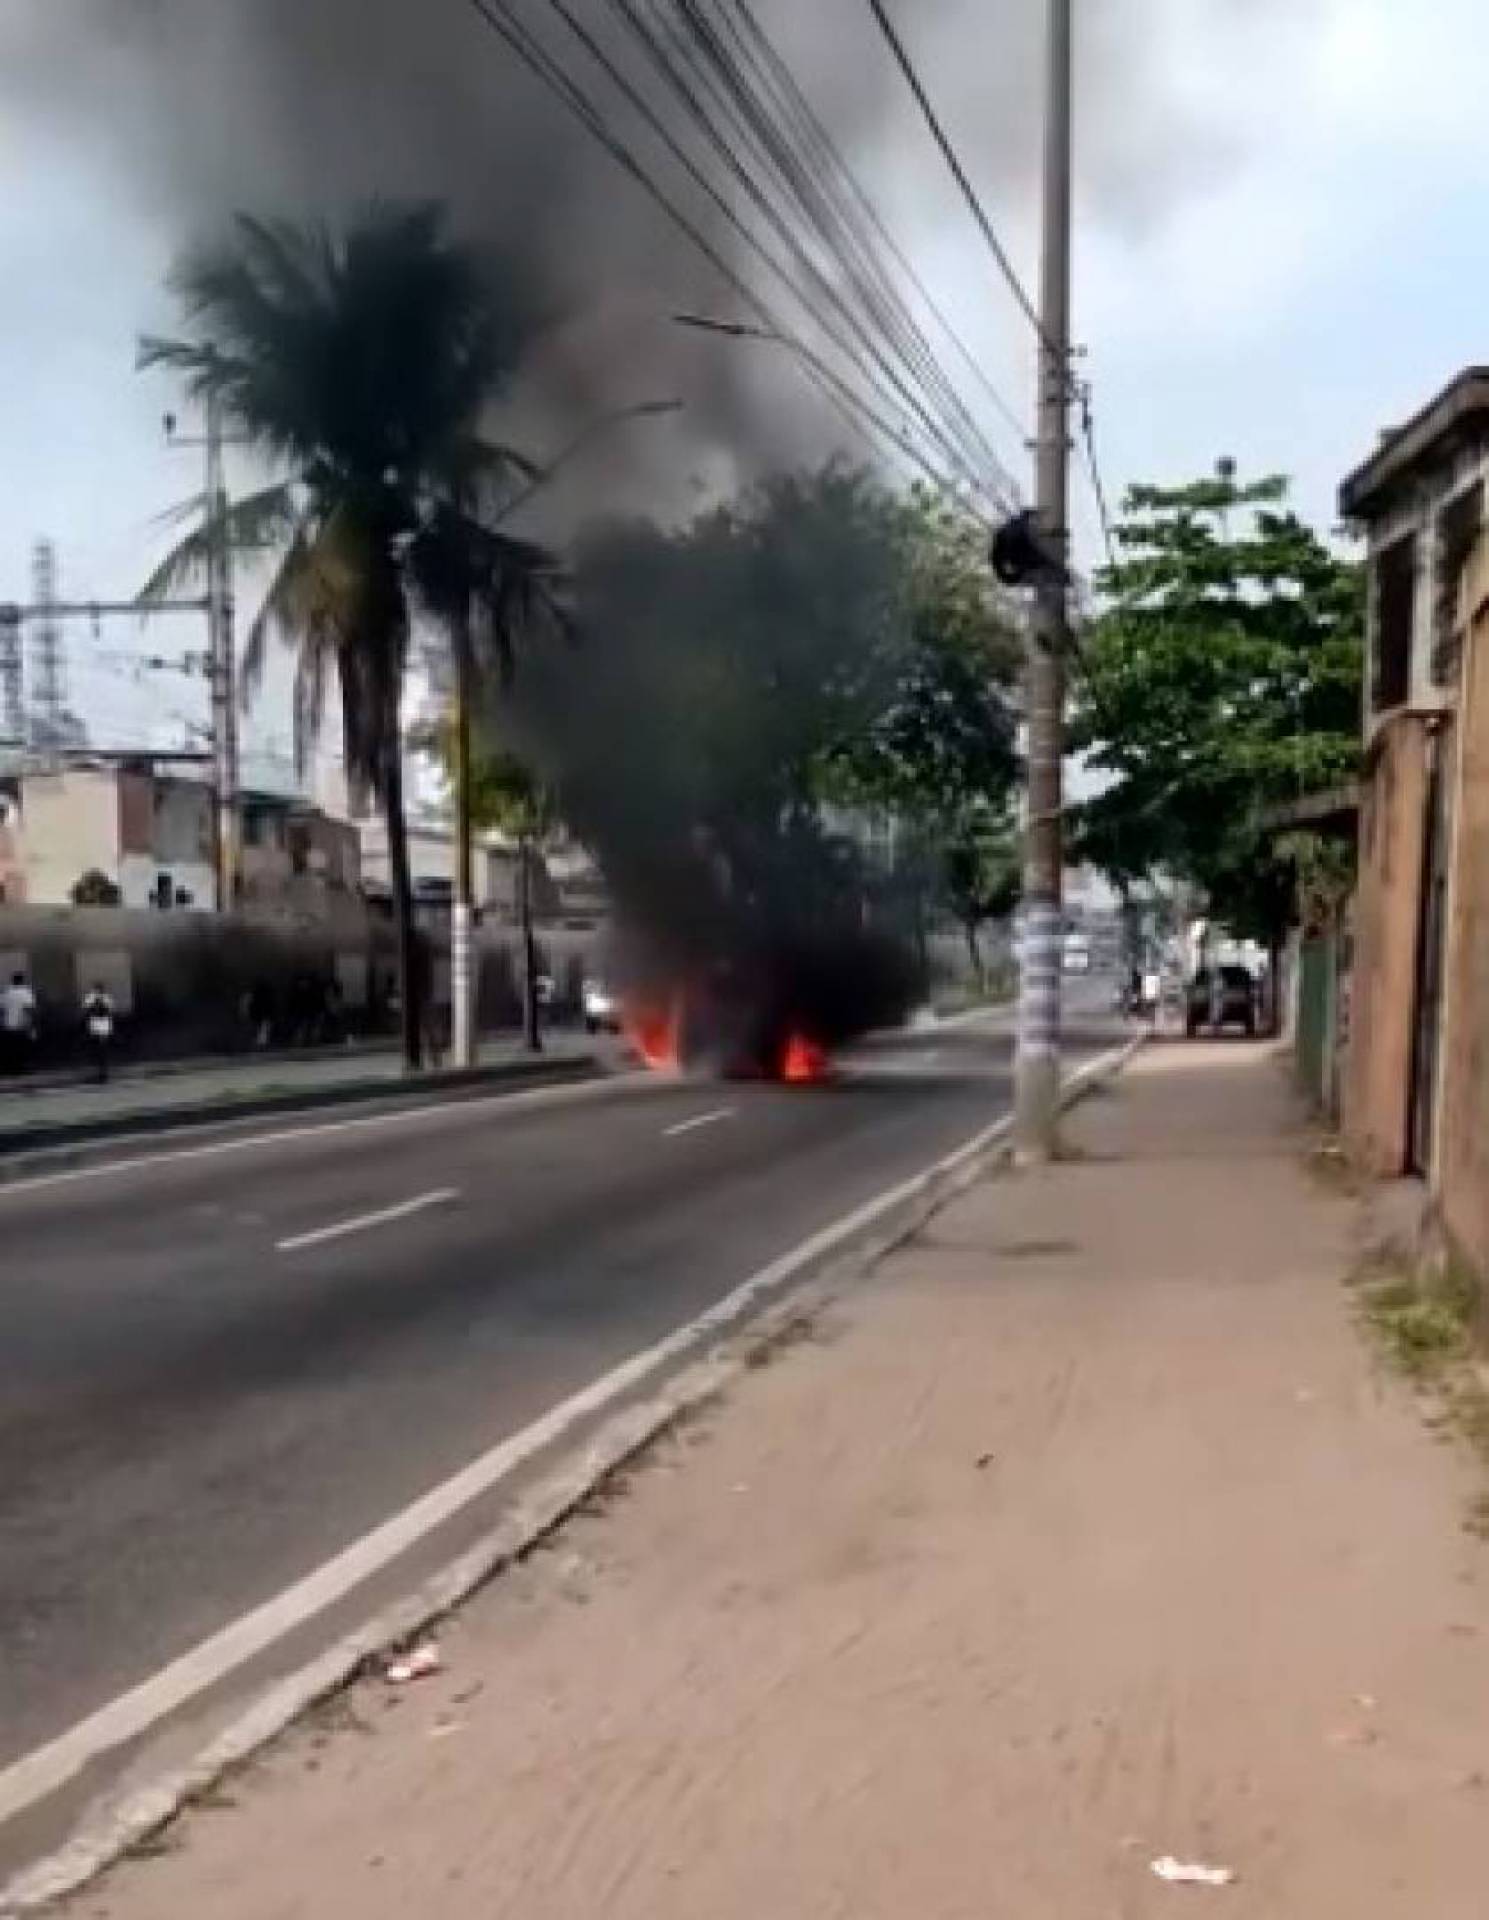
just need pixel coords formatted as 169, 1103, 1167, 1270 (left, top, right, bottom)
139, 204, 556, 1068
464, 740, 556, 1052
70, 868, 122, 907
821, 484, 1022, 977
1074, 471, 1363, 963
941, 808, 1021, 984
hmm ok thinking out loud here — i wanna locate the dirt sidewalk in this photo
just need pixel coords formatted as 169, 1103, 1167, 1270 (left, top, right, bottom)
65, 1045, 1489, 1918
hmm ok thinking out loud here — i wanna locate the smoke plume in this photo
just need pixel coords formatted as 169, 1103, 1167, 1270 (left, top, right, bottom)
1, 0, 1315, 518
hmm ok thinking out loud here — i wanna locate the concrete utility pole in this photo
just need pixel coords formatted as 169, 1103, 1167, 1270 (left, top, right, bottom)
163, 402, 242, 911
203, 393, 241, 911
1014, 0, 1073, 1162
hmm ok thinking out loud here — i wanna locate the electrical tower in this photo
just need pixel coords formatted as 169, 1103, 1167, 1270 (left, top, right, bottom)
0, 602, 20, 746
29, 538, 66, 743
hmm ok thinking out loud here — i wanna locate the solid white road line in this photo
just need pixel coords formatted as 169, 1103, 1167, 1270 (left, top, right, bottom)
662, 1107, 736, 1139
275, 1188, 460, 1254
0, 1072, 656, 1204
0, 1036, 1137, 1835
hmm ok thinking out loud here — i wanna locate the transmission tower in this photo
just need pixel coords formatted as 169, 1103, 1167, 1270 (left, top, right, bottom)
29, 538, 65, 742
0, 601, 19, 745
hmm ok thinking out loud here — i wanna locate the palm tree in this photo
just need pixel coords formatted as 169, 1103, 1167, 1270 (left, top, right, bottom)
139, 204, 558, 1068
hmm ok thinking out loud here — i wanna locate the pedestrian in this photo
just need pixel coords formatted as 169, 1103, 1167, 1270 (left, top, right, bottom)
245, 979, 273, 1049
1, 968, 38, 1076
81, 980, 115, 1083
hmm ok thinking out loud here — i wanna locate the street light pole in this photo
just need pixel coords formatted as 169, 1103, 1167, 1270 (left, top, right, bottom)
1014, 0, 1073, 1163
448, 397, 683, 1069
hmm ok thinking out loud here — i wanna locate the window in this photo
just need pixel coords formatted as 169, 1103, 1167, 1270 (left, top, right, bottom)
1433, 481, 1482, 686
1372, 531, 1415, 712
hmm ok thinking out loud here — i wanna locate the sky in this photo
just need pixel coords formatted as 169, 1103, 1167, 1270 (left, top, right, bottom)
0, 0, 1485, 784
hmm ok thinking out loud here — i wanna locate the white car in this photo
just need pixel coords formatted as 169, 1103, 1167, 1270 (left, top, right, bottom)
582, 977, 621, 1034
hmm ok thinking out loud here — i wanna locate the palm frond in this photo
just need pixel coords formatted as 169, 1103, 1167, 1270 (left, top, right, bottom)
139, 481, 303, 604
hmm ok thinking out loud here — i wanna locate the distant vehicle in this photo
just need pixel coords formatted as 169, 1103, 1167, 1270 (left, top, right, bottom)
582, 977, 621, 1034
1186, 965, 1257, 1037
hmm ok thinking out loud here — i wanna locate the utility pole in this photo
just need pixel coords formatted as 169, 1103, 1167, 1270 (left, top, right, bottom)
450, 620, 477, 1069
1014, 0, 1073, 1162
203, 393, 241, 912
164, 402, 240, 911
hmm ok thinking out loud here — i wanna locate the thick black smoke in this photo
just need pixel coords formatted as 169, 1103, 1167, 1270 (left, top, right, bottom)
502, 467, 932, 1065
2, 0, 1314, 520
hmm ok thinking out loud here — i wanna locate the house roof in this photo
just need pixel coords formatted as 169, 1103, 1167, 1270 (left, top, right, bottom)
1340, 367, 1489, 521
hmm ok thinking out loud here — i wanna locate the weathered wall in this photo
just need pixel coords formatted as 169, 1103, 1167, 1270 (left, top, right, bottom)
1435, 623, 1489, 1277
22, 770, 121, 904
0, 902, 616, 1071
1346, 714, 1429, 1174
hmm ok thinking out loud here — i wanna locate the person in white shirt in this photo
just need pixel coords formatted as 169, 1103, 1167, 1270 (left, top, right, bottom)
2, 969, 37, 1074
81, 982, 116, 1083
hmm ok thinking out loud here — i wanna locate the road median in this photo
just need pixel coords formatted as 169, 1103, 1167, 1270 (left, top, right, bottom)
0, 1049, 609, 1180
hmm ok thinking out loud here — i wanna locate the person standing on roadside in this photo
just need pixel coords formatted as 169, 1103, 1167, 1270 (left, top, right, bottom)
81, 980, 115, 1083
1, 969, 37, 1075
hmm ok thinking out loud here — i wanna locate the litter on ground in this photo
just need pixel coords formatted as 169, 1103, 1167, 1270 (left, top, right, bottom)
385, 1642, 442, 1684
1150, 1855, 1236, 1887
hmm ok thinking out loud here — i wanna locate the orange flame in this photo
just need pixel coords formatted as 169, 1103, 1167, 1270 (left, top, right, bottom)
780, 1032, 830, 1083
627, 995, 684, 1071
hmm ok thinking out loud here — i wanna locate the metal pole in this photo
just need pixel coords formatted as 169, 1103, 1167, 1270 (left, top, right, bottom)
1014, 0, 1072, 1162
450, 623, 477, 1068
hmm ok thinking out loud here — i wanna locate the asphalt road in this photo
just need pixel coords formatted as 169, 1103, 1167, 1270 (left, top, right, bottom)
0, 999, 1118, 1779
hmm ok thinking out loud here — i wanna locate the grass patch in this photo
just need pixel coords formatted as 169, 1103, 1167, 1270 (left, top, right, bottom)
1359, 1262, 1476, 1379
1354, 1247, 1489, 1534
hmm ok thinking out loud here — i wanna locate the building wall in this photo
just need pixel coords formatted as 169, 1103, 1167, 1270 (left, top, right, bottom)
1345, 714, 1429, 1174
1435, 616, 1489, 1277
21, 770, 122, 904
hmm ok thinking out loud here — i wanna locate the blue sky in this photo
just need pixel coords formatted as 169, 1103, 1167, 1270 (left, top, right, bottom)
0, 0, 1484, 780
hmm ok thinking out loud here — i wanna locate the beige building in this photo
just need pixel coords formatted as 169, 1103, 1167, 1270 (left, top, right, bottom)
18, 762, 216, 909
1339, 368, 1489, 1283
2, 762, 359, 915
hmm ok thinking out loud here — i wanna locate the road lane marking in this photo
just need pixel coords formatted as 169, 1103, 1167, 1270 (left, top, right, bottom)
275, 1188, 460, 1254
0, 1072, 660, 1202
0, 1036, 1140, 1842
662, 1107, 736, 1138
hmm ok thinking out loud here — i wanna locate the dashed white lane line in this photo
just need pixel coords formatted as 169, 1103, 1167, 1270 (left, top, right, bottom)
275, 1188, 460, 1254
0, 1073, 656, 1203
662, 1107, 737, 1139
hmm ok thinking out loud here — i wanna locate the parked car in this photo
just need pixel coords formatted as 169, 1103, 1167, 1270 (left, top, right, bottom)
582, 976, 622, 1034
1185, 965, 1257, 1037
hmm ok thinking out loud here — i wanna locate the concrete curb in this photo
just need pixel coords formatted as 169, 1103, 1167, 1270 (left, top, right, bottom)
0, 1032, 1142, 1918
0, 1053, 605, 1182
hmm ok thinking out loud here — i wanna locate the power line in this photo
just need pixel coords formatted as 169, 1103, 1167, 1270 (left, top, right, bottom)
593, 0, 1008, 508
661, 0, 1021, 504
457, 0, 989, 512
861, 0, 1047, 351
1077, 382, 1117, 572
530, 0, 1003, 511
724, 0, 1028, 454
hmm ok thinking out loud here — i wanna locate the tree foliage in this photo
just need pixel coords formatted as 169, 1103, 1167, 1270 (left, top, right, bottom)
139, 204, 562, 1065
503, 466, 1020, 964
1073, 471, 1363, 939
70, 868, 122, 907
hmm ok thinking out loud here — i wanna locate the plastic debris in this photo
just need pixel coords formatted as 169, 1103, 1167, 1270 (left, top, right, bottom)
386, 1642, 441, 1684
1150, 1856, 1236, 1887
